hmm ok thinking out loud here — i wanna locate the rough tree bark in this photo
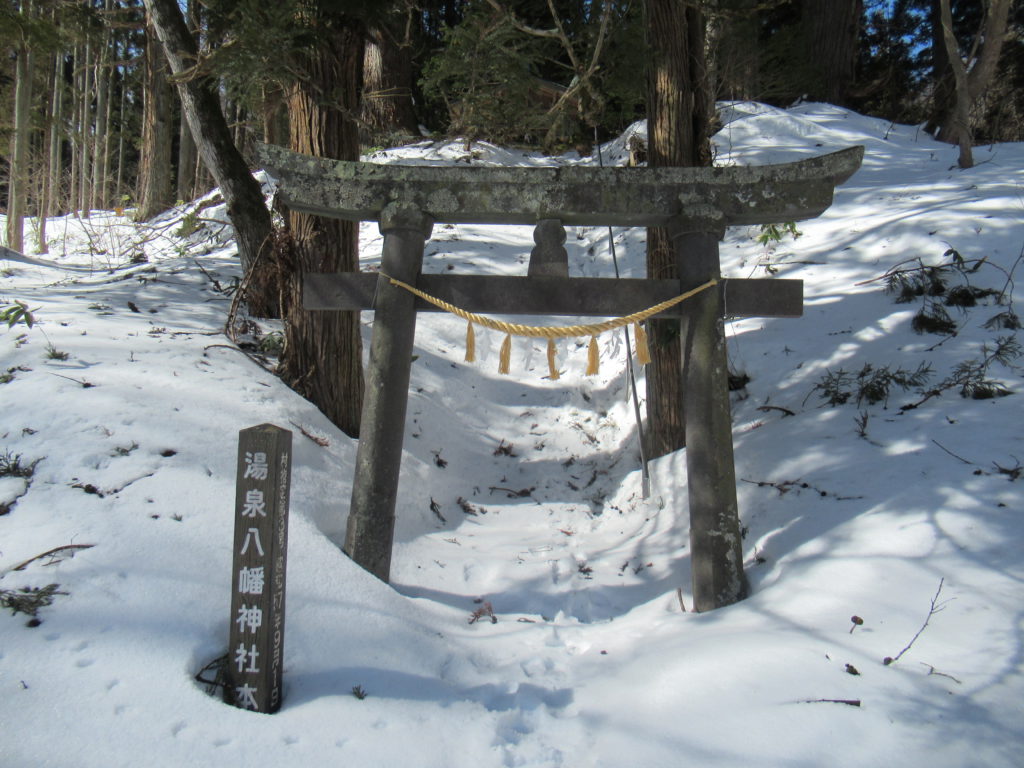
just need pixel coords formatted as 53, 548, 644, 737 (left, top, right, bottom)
135, 19, 174, 222
115, 68, 127, 206
5, 1, 34, 253
144, 0, 278, 316
175, 0, 198, 202
90, 0, 113, 213
643, 0, 712, 459
177, 106, 198, 202
361, 23, 419, 140
801, 0, 862, 106
40, 46, 63, 252
709, 0, 761, 101
924, 0, 954, 135
78, 39, 93, 217
261, 84, 285, 147
938, 0, 973, 167
280, 8, 366, 437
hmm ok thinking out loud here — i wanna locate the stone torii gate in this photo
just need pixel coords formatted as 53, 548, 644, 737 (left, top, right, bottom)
258, 144, 863, 612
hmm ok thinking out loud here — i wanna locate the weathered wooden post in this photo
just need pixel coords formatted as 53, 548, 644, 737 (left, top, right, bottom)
344, 202, 434, 582
226, 423, 292, 713
673, 207, 749, 611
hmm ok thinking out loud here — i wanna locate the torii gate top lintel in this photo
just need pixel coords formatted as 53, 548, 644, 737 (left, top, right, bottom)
257, 144, 864, 229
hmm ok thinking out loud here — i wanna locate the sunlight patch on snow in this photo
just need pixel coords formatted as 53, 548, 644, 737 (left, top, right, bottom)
882, 438, 928, 456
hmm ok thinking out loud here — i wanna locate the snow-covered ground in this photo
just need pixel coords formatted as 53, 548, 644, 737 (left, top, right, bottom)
1, 102, 1022, 767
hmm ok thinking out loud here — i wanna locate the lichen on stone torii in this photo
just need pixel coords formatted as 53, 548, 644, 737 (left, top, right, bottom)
257, 143, 863, 228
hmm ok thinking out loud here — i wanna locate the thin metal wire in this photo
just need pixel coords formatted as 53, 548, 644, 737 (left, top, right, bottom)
596, 127, 651, 499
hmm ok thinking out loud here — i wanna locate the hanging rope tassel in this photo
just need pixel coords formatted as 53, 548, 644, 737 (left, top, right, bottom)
585, 335, 600, 376
633, 321, 651, 365
498, 333, 513, 374
465, 321, 476, 363
547, 338, 560, 380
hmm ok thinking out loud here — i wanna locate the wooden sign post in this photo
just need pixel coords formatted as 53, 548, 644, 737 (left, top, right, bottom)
258, 144, 862, 612
226, 423, 292, 713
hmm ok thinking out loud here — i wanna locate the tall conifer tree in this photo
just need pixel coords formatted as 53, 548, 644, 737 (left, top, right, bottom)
279, 3, 367, 438
643, 0, 712, 458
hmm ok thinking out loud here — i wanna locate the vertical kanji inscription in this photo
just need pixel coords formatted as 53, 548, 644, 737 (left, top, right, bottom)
226, 424, 292, 713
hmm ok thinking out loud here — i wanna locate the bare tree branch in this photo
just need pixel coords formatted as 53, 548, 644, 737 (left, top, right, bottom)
883, 578, 952, 666
483, 0, 560, 39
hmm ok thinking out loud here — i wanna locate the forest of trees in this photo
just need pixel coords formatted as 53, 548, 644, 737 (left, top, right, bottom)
2, 0, 1022, 450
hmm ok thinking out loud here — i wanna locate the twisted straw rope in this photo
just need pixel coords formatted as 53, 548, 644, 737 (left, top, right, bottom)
381, 274, 719, 339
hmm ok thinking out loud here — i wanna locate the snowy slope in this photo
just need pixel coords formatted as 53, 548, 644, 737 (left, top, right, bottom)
1, 102, 1022, 768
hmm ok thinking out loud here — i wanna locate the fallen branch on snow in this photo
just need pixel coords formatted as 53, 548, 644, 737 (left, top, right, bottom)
884, 578, 951, 666
9, 544, 95, 572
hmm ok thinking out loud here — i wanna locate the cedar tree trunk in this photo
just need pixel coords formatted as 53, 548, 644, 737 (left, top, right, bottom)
643, 0, 712, 459
280, 13, 365, 438
6, 11, 33, 253
801, 0, 862, 105
361, 24, 419, 140
136, 19, 174, 222
710, 0, 761, 100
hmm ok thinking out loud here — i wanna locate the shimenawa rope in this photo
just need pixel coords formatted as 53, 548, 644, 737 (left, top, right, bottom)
380, 273, 719, 379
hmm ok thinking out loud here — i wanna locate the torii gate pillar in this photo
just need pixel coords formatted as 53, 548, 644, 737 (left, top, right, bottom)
673, 209, 749, 608
344, 202, 433, 581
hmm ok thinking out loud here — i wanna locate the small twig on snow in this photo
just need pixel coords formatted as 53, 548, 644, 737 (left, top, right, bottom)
193, 258, 224, 292
931, 439, 976, 466
676, 588, 687, 613
992, 457, 1022, 481
757, 405, 796, 417
289, 421, 330, 447
797, 698, 861, 707
429, 498, 446, 523
50, 372, 96, 388
921, 662, 962, 684
10, 544, 95, 573
469, 601, 497, 624
194, 652, 232, 698
884, 578, 951, 666
488, 486, 534, 498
